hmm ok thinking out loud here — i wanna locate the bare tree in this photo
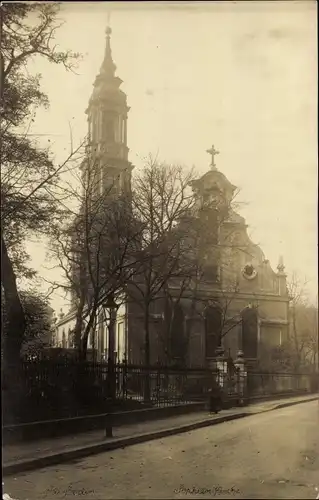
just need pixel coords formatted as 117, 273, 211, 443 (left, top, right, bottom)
170, 190, 249, 362
138, 168, 250, 368
287, 272, 318, 372
157, 256, 197, 367
128, 158, 196, 384
49, 152, 143, 360
259, 274, 318, 374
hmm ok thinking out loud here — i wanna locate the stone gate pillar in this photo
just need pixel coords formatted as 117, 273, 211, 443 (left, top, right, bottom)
234, 350, 247, 406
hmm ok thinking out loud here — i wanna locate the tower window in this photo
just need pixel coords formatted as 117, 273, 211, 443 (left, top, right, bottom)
105, 174, 115, 191
88, 120, 91, 142
116, 116, 123, 143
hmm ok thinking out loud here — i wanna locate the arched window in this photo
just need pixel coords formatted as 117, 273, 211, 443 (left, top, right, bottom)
164, 301, 187, 364
51, 331, 56, 347
205, 305, 222, 357
102, 113, 114, 142
241, 307, 258, 358
170, 303, 185, 360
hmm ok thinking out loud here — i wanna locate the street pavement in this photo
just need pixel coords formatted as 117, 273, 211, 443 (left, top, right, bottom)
3, 400, 319, 500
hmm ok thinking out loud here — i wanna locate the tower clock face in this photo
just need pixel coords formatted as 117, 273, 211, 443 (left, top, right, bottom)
242, 264, 257, 280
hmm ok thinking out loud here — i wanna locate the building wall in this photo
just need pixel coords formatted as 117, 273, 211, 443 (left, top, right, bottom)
54, 314, 76, 348
222, 322, 241, 358
260, 324, 288, 348
257, 298, 288, 321
99, 302, 127, 361
54, 301, 128, 360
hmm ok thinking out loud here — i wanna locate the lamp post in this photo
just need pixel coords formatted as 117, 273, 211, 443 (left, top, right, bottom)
102, 293, 118, 437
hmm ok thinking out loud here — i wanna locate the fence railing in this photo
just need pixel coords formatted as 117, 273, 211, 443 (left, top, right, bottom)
2, 360, 214, 424
2, 359, 318, 425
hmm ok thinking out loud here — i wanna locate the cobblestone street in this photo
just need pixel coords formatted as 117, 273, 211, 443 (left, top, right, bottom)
3, 401, 319, 499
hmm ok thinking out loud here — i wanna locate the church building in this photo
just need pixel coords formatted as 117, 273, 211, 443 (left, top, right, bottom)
54, 25, 290, 367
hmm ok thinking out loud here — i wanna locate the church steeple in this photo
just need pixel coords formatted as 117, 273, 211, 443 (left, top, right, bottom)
85, 21, 133, 196
99, 26, 116, 79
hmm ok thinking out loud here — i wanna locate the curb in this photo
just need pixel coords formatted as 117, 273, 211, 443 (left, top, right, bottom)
268, 395, 318, 412
3, 412, 250, 477
247, 396, 318, 417
3, 396, 317, 477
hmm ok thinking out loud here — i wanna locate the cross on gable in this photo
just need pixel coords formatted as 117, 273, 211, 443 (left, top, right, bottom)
206, 144, 219, 168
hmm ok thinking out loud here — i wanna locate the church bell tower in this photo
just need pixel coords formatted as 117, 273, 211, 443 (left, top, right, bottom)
85, 24, 133, 195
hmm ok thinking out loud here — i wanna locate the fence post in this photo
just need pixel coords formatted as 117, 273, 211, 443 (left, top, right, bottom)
215, 348, 226, 399
234, 350, 247, 406
122, 355, 128, 400
155, 358, 161, 406
105, 395, 113, 438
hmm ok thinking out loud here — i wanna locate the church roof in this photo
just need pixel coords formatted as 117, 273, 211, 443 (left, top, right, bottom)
227, 209, 246, 225
198, 169, 237, 192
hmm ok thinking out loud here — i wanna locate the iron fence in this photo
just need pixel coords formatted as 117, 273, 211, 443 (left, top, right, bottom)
2, 359, 214, 424
3, 359, 317, 425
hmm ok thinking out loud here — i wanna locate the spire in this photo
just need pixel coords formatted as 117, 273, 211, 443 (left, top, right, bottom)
86, 13, 132, 171
99, 21, 116, 79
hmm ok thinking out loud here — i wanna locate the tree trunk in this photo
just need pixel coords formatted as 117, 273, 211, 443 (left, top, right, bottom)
107, 306, 117, 400
291, 308, 302, 373
1, 235, 26, 369
74, 293, 85, 355
80, 310, 96, 361
143, 303, 151, 403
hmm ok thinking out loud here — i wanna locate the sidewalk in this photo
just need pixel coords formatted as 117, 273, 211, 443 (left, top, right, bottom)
3, 393, 317, 476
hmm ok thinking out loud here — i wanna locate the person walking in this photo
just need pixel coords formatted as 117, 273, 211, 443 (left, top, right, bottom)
208, 376, 223, 414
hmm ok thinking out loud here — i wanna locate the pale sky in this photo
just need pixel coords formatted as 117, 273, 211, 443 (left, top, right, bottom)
25, 1, 318, 312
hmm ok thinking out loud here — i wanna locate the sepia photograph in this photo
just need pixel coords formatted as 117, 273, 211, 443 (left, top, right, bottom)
1, 1, 318, 499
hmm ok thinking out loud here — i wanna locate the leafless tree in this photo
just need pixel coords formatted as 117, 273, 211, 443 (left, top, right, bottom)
164, 190, 250, 363
127, 158, 196, 387
287, 272, 318, 372
129, 157, 248, 372
49, 152, 143, 360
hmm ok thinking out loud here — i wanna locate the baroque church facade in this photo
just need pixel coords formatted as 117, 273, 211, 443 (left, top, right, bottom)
54, 26, 290, 367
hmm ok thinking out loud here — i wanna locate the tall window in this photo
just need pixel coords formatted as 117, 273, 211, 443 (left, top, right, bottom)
117, 322, 124, 361
62, 329, 66, 348
89, 328, 96, 351
241, 307, 258, 358
51, 331, 56, 347
88, 119, 92, 143
116, 116, 123, 143
100, 167, 104, 195
68, 328, 73, 348
205, 306, 222, 357
102, 113, 114, 142
171, 303, 185, 360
